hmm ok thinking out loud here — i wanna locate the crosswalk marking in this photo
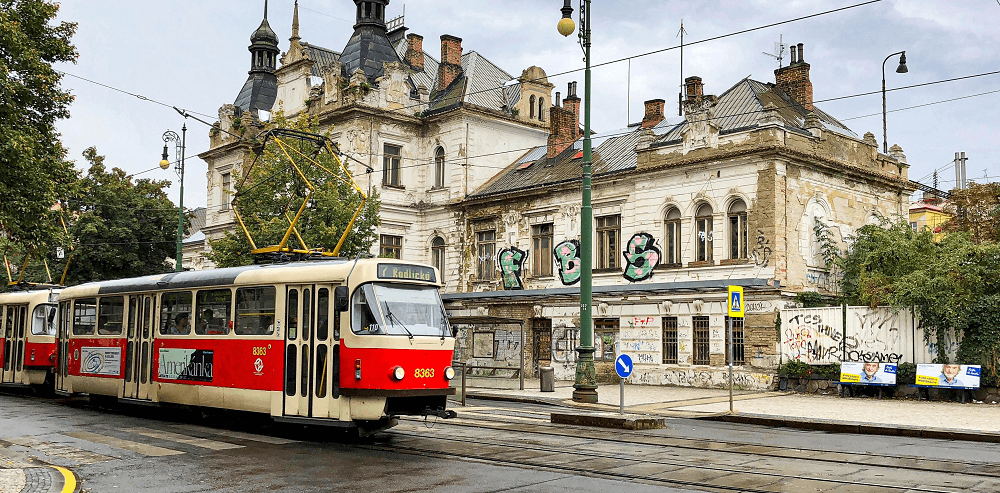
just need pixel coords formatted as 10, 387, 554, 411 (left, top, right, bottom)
125, 428, 243, 450
167, 424, 298, 445
64, 431, 184, 457
6, 436, 115, 464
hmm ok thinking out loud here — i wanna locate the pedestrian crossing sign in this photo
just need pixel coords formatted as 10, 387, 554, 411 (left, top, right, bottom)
728, 285, 744, 317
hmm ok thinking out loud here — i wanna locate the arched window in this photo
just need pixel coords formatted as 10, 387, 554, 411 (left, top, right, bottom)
529, 95, 536, 119
728, 200, 748, 260
664, 207, 682, 265
432, 236, 446, 275
538, 97, 545, 121
434, 147, 445, 188
696, 203, 714, 262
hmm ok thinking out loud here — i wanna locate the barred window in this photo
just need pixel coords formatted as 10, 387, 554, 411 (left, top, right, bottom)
725, 316, 745, 366
693, 316, 710, 365
662, 317, 678, 364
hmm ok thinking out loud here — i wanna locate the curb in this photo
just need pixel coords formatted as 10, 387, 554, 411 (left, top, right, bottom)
701, 413, 1000, 444
551, 412, 665, 430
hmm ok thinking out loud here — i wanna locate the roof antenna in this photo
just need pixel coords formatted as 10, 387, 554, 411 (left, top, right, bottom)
763, 34, 786, 68
676, 20, 688, 116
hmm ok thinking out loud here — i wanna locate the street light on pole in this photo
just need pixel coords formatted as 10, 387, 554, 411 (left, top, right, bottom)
159, 124, 187, 272
882, 51, 907, 154
558, 0, 597, 404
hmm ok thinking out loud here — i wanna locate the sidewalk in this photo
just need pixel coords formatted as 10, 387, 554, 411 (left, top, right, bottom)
462, 380, 1000, 441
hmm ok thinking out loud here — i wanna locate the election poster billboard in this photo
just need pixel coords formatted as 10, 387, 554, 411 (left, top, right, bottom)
915, 364, 981, 389
839, 362, 896, 386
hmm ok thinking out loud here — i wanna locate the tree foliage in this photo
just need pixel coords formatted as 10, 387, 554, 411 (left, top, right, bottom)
837, 218, 1000, 384
207, 113, 380, 267
0, 0, 78, 245
942, 182, 1000, 244
54, 147, 181, 283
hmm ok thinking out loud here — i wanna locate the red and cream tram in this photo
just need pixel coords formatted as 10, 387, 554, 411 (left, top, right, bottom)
0, 286, 61, 390
56, 259, 456, 431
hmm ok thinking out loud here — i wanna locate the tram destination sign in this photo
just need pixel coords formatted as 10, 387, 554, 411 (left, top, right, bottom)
377, 263, 437, 283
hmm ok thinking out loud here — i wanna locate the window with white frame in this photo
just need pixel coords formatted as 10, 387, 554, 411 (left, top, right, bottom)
664, 207, 682, 265
531, 224, 553, 277
596, 215, 620, 270
695, 203, 714, 262
431, 236, 445, 275
221, 172, 231, 211
728, 199, 748, 260
476, 230, 495, 280
382, 144, 401, 187
434, 147, 445, 188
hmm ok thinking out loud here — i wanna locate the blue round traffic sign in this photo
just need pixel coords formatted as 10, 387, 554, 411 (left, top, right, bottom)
615, 354, 633, 378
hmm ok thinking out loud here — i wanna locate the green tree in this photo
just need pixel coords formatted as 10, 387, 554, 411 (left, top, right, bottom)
207, 113, 380, 267
0, 0, 78, 245
52, 147, 181, 283
838, 219, 1000, 384
943, 182, 1000, 244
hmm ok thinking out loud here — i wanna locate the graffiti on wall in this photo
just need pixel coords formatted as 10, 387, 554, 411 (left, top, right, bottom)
780, 307, 913, 364
620, 316, 659, 364
552, 327, 579, 363
630, 368, 773, 390
622, 232, 661, 282
497, 246, 527, 290
469, 330, 522, 364
553, 239, 581, 285
751, 229, 771, 267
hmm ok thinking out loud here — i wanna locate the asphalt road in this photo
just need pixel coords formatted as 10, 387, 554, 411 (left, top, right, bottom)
1, 392, 999, 492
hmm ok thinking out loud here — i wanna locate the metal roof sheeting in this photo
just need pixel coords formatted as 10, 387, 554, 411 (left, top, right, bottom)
302, 43, 341, 77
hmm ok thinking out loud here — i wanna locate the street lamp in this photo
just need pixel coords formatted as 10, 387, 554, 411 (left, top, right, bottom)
558, 0, 597, 404
882, 51, 907, 154
160, 124, 186, 272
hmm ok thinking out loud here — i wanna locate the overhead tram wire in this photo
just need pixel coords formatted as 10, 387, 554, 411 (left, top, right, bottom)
56, 71, 216, 121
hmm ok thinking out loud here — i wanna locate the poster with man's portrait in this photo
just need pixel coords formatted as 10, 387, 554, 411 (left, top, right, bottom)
915, 364, 981, 389
840, 362, 896, 386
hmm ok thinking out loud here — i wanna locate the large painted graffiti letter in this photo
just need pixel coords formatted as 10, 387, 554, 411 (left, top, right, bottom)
622, 232, 660, 282
552, 239, 581, 285
498, 246, 527, 290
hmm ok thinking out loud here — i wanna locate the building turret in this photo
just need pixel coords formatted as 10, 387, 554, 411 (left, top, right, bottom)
339, 0, 403, 81
234, 0, 280, 114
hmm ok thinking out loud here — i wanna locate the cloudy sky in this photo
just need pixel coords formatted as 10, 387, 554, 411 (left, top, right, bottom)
53, 0, 1000, 210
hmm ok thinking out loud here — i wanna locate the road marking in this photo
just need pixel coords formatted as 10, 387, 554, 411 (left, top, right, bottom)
167, 424, 298, 445
53, 465, 76, 493
125, 428, 244, 450
64, 431, 184, 457
6, 436, 115, 464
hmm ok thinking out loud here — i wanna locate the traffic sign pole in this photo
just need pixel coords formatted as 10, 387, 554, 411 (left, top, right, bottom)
614, 354, 633, 415
727, 285, 745, 414
729, 316, 733, 413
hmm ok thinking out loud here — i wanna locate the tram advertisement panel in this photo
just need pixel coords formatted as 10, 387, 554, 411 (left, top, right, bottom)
80, 347, 122, 376
158, 348, 214, 382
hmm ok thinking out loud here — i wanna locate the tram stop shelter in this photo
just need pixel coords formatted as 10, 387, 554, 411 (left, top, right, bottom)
447, 316, 526, 398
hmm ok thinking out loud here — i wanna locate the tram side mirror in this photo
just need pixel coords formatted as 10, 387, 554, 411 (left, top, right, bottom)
334, 286, 349, 313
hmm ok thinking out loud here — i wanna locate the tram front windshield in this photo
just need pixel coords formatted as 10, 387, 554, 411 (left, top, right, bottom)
352, 283, 450, 337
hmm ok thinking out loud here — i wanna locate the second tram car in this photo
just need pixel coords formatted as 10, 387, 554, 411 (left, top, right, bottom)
0, 287, 60, 389
56, 258, 456, 431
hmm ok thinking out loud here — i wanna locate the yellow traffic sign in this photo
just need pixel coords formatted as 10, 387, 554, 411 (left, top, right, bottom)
728, 285, 744, 317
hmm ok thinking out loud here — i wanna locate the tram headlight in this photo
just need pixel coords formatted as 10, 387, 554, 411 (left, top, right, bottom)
444, 366, 456, 381
391, 366, 405, 381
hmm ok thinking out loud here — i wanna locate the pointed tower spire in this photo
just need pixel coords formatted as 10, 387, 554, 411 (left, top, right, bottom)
264, 0, 268, 19
291, 0, 299, 40
284, 0, 307, 64
233, 1, 279, 113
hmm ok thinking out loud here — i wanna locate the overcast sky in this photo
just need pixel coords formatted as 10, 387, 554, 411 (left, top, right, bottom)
53, 0, 1000, 210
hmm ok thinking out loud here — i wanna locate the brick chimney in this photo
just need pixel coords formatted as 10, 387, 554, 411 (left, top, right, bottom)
405, 33, 424, 71
436, 35, 463, 92
775, 42, 813, 110
685, 76, 704, 102
547, 81, 581, 159
642, 99, 665, 128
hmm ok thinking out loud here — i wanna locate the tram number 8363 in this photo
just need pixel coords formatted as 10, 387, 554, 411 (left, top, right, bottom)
414, 368, 435, 378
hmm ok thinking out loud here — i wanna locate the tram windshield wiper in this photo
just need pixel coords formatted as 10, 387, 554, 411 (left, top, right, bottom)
382, 303, 413, 341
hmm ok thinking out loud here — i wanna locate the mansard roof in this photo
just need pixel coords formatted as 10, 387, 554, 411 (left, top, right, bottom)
469, 119, 672, 198
339, 23, 404, 81
652, 78, 856, 147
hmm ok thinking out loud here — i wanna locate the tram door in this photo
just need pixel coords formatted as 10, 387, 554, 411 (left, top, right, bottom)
123, 295, 155, 400
55, 302, 71, 393
284, 285, 336, 418
1, 305, 27, 384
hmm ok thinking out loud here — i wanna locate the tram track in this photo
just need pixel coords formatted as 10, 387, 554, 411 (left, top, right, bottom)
429, 408, 1000, 478
381, 415, 999, 493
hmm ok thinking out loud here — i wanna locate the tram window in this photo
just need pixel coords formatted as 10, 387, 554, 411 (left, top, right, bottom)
351, 285, 381, 334
73, 299, 97, 335
127, 297, 138, 338
286, 289, 298, 340
160, 292, 193, 335
235, 286, 276, 335
317, 288, 329, 341
315, 344, 327, 398
300, 345, 309, 396
285, 345, 297, 396
31, 304, 58, 336
6, 306, 15, 339
302, 289, 311, 341
196, 289, 232, 335
97, 297, 125, 335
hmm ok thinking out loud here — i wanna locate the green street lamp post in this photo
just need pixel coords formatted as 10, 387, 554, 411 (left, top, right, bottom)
558, 0, 597, 403
159, 124, 187, 272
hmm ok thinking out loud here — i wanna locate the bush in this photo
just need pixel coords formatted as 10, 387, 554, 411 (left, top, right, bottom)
779, 360, 840, 379
896, 362, 916, 385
